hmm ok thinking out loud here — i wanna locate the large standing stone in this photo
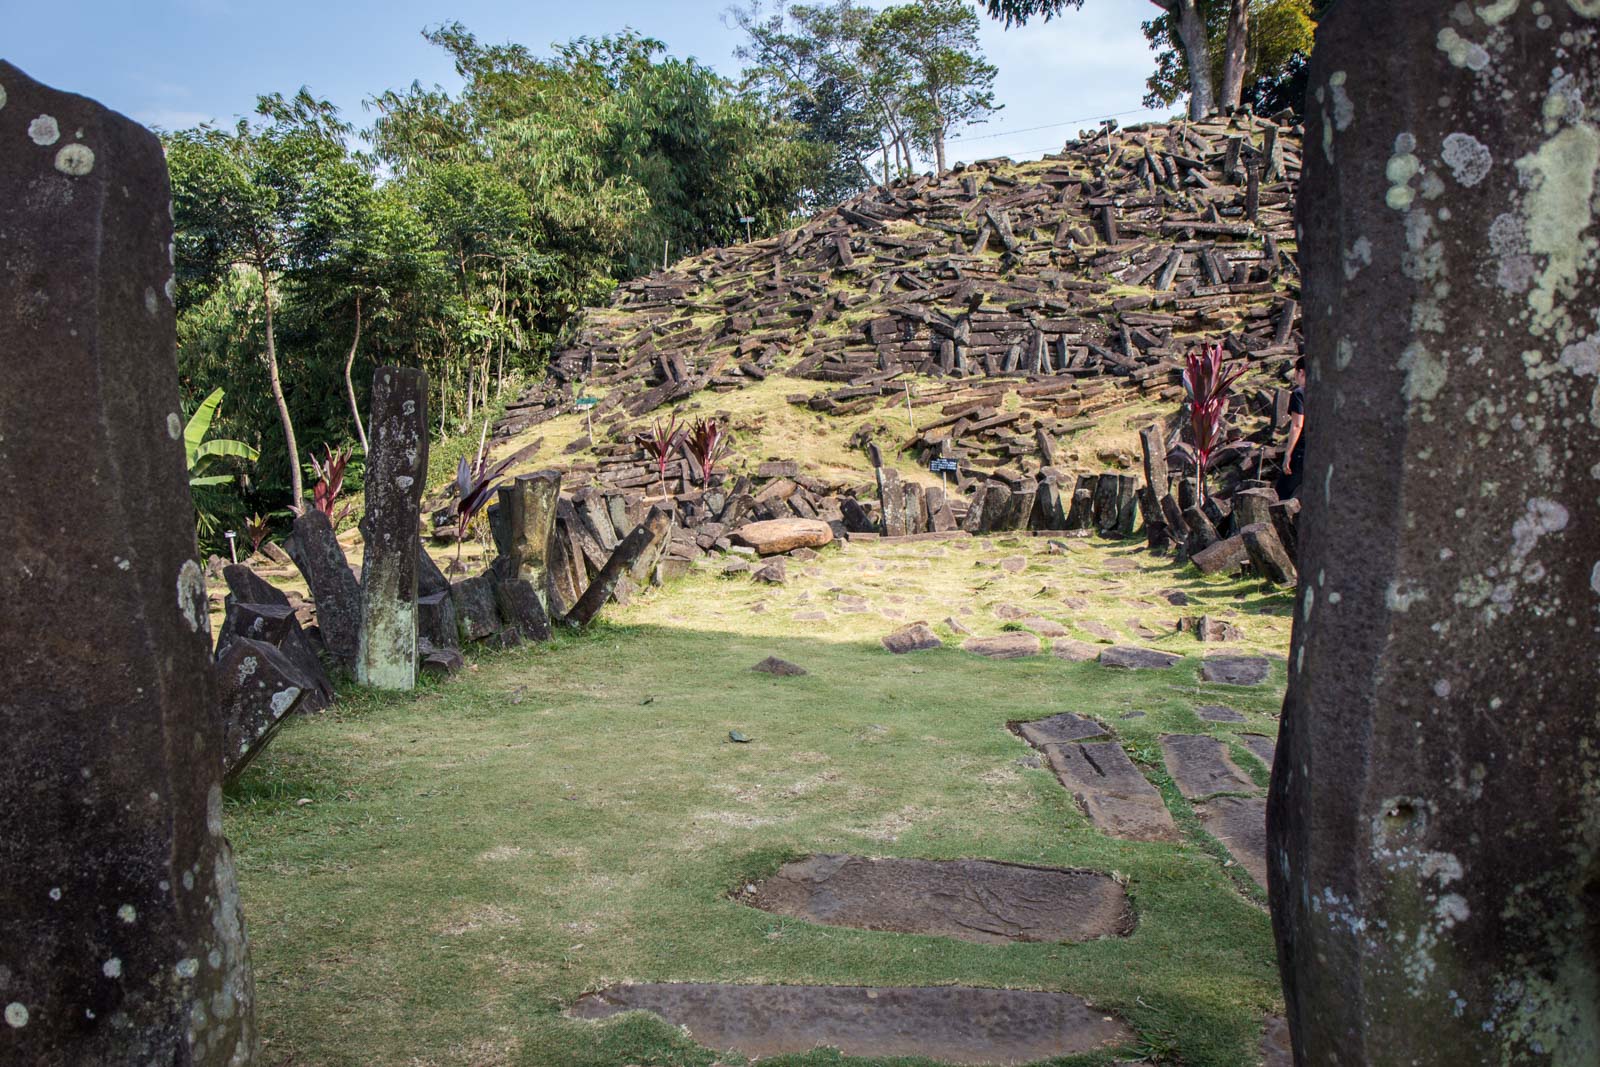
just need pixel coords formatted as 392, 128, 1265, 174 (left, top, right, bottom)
356, 366, 429, 689
499, 470, 561, 613
0, 61, 254, 1062
286, 508, 362, 666
1270, 8, 1600, 1063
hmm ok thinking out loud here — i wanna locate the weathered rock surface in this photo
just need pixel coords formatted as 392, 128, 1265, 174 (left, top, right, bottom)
569, 983, 1133, 1064
1099, 645, 1182, 670
357, 365, 429, 689
1190, 533, 1248, 576
1271, 8, 1600, 1061
1201, 655, 1272, 686
1044, 743, 1177, 842
214, 601, 332, 712
0, 60, 255, 1061
1242, 733, 1276, 768
961, 632, 1042, 659
1200, 795, 1268, 890
881, 623, 942, 653
1159, 734, 1259, 799
214, 638, 311, 785
1052, 638, 1104, 662
1197, 704, 1245, 723
1014, 713, 1109, 747
732, 517, 834, 555
286, 508, 363, 666
566, 506, 674, 627
745, 854, 1133, 944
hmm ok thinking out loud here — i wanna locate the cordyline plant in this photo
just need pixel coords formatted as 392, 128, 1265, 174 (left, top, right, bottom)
455, 422, 514, 563
686, 417, 730, 486
636, 414, 684, 495
245, 513, 271, 554
308, 445, 354, 526
1181, 341, 1247, 504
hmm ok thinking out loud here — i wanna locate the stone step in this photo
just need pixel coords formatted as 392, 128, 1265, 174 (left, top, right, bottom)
1198, 795, 1269, 890
1043, 742, 1178, 842
570, 983, 1134, 1065
1160, 734, 1260, 799
741, 854, 1132, 944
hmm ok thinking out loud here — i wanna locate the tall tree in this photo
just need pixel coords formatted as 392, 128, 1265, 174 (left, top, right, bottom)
1142, 0, 1315, 114
983, 0, 1218, 120
866, 0, 1000, 173
168, 90, 367, 509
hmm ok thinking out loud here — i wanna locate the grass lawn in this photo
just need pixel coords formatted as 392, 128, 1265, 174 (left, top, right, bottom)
228, 535, 1292, 1067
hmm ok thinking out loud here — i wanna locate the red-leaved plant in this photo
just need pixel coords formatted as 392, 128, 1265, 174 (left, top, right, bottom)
245, 512, 271, 554
308, 445, 353, 526
636, 414, 685, 494
454, 425, 514, 563
1181, 341, 1247, 504
686, 418, 730, 486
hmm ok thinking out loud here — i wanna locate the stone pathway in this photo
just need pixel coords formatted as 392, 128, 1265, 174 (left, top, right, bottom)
1198, 796, 1270, 890
571, 983, 1133, 1065
1201, 654, 1273, 686
1043, 742, 1178, 842
1160, 734, 1259, 800
742, 854, 1133, 944
1099, 645, 1182, 670
1012, 712, 1108, 746
961, 632, 1042, 659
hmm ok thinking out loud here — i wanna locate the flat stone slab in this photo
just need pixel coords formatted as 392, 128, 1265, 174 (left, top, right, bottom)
744, 854, 1133, 944
1200, 655, 1273, 686
1052, 639, 1103, 662
732, 518, 834, 555
1019, 615, 1069, 637
1044, 743, 1177, 842
962, 632, 1042, 659
1262, 1014, 1293, 1066
882, 623, 942, 654
570, 983, 1134, 1065
1014, 713, 1108, 747
1160, 734, 1259, 799
1243, 733, 1277, 768
1199, 796, 1269, 890
1099, 645, 1183, 670
1198, 704, 1246, 723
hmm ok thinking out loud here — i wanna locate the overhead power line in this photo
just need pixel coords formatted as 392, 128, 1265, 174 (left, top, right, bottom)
944, 107, 1154, 145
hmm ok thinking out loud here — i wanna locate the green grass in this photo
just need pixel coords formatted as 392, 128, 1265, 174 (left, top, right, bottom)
228, 536, 1292, 1066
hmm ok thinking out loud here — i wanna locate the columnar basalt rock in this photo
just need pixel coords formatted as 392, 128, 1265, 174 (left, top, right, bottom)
0, 61, 255, 1064
501, 470, 561, 611
286, 508, 362, 665
1269, 7, 1600, 1063
356, 366, 429, 689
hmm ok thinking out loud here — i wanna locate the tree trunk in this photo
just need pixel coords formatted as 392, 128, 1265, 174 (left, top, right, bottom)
880, 141, 891, 185
344, 295, 368, 453
259, 270, 302, 509
1169, 0, 1215, 119
933, 127, 946, 174
1218, 0, 1250, 110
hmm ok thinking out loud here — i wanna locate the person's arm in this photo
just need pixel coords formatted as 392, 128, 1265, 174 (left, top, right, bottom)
1284, 413, 1304, 473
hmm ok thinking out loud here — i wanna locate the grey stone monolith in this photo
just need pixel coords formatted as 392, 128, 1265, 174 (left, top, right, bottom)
356, 366, 429, 689
1268, 7, 1600, 1064
0, 61, 255, 1063
286, 508, 361, 665
500, 470, 561, 611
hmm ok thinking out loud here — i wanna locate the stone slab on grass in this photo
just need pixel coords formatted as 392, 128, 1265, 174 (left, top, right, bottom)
1198, 704, 1246, 723
1099, 646, 1182, 670
1201, 655, 1273, 686
1160, 734, 1259, 799
882, 623, 942, 654
1052, 639, 1103, 663
961, 632, 1042, 659
752, 656, 807, 677
1243, 733, 1277, 768
732, 518, 834, 555
744, 854, 1133, 944
570, 983, 1133, 1065
1013, 713, 1108, 747
1045, 743, 1177, 842
1199, 795, 1269, 890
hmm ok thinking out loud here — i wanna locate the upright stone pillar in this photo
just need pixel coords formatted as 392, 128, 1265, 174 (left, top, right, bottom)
357, 366, 429, 689
0, 62, 255, 1063
502, 470, 561, 612
1269, 7, 1600, 1063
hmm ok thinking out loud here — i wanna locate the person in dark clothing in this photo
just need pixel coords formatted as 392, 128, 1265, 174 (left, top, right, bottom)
1277, 357, 1307, 500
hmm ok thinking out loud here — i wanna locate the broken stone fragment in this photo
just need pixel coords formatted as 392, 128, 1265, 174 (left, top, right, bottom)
213, 638, 313, 786
882, 622, 942, 653
731, 517, 834, 555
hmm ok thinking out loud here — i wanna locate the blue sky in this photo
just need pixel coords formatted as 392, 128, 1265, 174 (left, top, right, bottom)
11, 1, 1172, 165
